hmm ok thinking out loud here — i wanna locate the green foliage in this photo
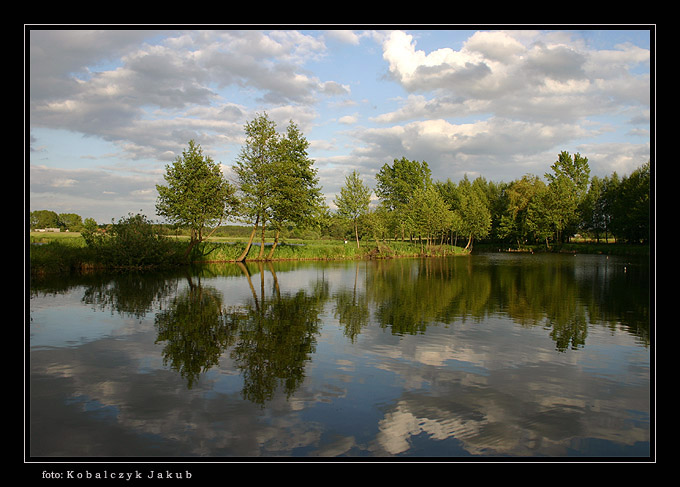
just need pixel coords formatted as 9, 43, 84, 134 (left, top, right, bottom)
58, 213, 83, 232
405, 186, 453, 248
30, 235, 95, 274
233, 113, 325, 260
80, 218, 102, 247
497, 175, 546, 246
84, 213, 181, 268
30, 210, 86, 232
607, 161, 650, 243
156, 140, 237, 258
375, 157, 433, 240
269, 120, 324, 230
30, 209, 60, 229
544, 151, 591, 242
334, 170, 372, 248
375, 157, 432, 210
456, 175, 492, 248
233, 113, 280, 227
31, 148, 650, 275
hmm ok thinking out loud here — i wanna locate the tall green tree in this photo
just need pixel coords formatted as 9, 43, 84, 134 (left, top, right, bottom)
156, 140, 237, 259
609, 161, 650, 243
544, 151, 591, 242
266, 121, 324, 259
498, 175, 546, 247
435, 179, 465, 246
458, 175, 492, 249
581, 176, 606, 241
525, 182, 556, 248
334, 170, 372, 249
407, 186, 453, 252
233, 113, 281, 261
375, 157, 432, 241
546, 151, 591, 198
233, 114, 323, 261
600, 172, 621, 242
375, 157, 432, 209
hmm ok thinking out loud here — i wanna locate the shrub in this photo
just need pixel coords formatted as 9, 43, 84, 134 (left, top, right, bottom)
84, 213, 182, 267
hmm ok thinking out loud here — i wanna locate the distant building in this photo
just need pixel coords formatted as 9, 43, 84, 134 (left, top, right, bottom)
35, 228, 61, 232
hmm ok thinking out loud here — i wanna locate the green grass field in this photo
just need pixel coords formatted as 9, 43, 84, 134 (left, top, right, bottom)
29, 231, 648, 276
28, 232, 469, 275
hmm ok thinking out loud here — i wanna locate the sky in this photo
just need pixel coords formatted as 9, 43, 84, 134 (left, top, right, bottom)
27, 27, 653, 224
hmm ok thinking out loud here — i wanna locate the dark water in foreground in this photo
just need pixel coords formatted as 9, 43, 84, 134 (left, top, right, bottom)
28, 253, 651, 458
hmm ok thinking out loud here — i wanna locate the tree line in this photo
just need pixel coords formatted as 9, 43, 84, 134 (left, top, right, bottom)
30, 112, 651, 263
351, 151, 651, 251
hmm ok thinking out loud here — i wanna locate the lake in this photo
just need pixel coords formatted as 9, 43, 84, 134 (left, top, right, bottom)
28, 252, 651, 459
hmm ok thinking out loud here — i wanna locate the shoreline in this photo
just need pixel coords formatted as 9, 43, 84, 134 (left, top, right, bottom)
28, 233, 650, 277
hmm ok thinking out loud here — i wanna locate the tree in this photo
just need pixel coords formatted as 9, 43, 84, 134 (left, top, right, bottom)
233, 114, 323, 261
406, 186, 453, 252
265, 121, 324, 259
457, 176, 492, 250
525, 183, 555, 248
375, 157, 432, 209
156, 140, 237, 260
600, 172, 621, 242
30, 210, 59, 229
581, 176, 606, 241
375, 157, 432, 241
609, 161, 650, 243
435, 179, 465, 246
498, 175, 546, 247
334, 170, 372, 248
58, 213, 83, 232
363, 204, 392, 252
233, 113, 280, 261
545, 151, 591, 198
544, 151, 591, 242
545, 175, 578, 243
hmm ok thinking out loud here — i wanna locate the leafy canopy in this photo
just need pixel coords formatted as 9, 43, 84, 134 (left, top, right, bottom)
156, 140, 236, 257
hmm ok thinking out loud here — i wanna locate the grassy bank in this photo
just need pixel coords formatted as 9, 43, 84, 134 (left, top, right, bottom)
30, 232, 650, 276
28, 232, 468, 275
29, 232, 98, 274
193, 239, 468, 262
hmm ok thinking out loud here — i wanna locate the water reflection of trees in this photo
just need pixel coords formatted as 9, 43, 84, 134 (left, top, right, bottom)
333, 262, 370, 343
30, 254, 648, 403
359, 255, 649, 351
32, 264, 330, 405
152, 263, 329, 403
154, 275, 239, 389
226, 262, 328, 404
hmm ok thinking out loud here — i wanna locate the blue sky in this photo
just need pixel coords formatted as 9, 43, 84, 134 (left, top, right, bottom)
28, 27, 652, 224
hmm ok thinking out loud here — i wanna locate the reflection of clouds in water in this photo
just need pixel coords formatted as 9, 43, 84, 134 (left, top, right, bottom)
370, 353, 650, 457
31, 321, 330, 456
29, 257, 650, 457
375, 400, 483, 455
324, 278, 649, 456
30, 266, 341, 456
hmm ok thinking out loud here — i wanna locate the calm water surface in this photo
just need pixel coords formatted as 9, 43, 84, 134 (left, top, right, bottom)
28, 253, 651, 458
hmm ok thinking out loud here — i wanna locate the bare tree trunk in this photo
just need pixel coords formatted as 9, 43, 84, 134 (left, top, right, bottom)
257, 221, 267, 259
183, 237, 199, 260
236, 215, 259, 262
266, 228, 280, 260
465, 234, 473, 250
184, 219, 223, 260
